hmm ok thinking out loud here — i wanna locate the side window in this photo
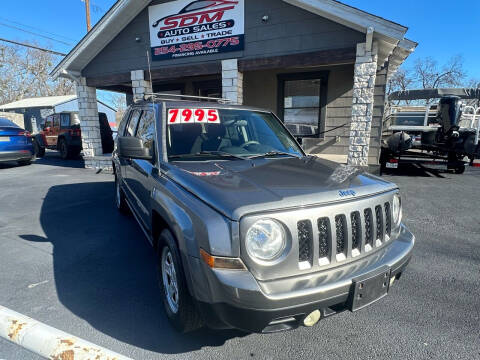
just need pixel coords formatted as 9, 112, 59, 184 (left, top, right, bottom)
60, 114, 70, 128
117, 110, 130, 136
125, 109, 141, 136
136, 110, 156, 153
44, 116, 53, 129
53, 114, 60, 128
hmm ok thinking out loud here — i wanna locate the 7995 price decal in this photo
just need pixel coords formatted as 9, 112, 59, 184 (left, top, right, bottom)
168, 109, 220, 124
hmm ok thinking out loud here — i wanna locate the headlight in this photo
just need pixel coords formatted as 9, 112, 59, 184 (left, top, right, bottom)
392, 194, 402, 226
246, 219, 286, 261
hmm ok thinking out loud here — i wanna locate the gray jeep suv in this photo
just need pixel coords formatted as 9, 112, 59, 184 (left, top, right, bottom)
112, 97, 415, 333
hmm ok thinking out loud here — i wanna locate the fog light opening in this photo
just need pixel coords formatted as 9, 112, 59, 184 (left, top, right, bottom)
303, 310, 321, 327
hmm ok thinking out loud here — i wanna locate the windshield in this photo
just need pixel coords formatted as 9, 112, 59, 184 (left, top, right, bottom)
0, 118, 19, 128
166, 109, 303, 161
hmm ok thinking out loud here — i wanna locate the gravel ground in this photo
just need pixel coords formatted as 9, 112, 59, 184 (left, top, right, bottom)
0, 154, 479, 360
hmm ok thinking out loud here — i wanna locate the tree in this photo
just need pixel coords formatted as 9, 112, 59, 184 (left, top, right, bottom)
387, 55, 469, 105
0, 43, 75, 105
387, 68, 414, 98
413, 55, 466, 90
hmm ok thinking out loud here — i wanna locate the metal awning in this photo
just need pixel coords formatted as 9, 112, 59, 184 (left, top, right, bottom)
389, 88, 480, 101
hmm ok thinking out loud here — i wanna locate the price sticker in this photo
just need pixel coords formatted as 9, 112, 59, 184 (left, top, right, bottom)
168, 109, 220, 124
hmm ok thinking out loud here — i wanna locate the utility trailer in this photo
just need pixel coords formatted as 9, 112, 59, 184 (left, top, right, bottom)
381, 88, 480, 174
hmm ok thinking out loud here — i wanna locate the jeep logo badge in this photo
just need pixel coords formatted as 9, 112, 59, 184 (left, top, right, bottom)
339, 190, 356, 197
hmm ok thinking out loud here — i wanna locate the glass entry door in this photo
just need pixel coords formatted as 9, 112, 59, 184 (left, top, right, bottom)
194, 79, 222, 99
278, 72, 328, 138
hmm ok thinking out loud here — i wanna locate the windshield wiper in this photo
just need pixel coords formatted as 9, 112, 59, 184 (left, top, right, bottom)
197, 151, 247, 160
248, 151, 300, 160
169, 151, 246, 161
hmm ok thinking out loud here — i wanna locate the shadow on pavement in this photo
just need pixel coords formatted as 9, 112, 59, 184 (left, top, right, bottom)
34, 151, 85, 169
0, 161, 31, 170
20, 181, 243, 354
381, 163, 447, 178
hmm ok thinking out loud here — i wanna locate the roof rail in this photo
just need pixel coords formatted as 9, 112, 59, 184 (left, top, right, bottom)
143, 93, 233, 104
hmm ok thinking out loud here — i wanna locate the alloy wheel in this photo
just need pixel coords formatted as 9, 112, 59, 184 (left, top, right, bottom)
161, 249, 179, 314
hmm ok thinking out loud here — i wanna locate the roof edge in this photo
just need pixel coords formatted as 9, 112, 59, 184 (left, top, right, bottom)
282, 0, 408, 42
51, 0, 151, 79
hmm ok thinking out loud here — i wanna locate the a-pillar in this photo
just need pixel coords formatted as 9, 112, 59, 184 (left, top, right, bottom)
348, 42, 378, 167
222, 59, 243, 104
131, 70, 152, 102
76, 77, 102, 158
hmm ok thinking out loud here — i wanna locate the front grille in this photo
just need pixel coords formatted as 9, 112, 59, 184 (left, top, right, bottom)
351, 211, 361, 250
364, 208, 374, 247
335, 215, 347, 254
295, 202, 393, 267
297, 220, 313, 263
384, 202, 391, 236
318, 217, 330, 258
375, 205, 384, 242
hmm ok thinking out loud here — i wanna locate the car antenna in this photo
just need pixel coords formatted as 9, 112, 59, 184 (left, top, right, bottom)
146, 47, 155, 112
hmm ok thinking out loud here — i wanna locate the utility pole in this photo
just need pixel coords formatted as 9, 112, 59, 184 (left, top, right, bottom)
85, 0, 92, 32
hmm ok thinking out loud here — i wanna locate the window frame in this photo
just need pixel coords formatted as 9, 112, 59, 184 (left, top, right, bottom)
135, 109, 156, 163
277, 71, 329, 140
124, 108, 142, 137
44, 116, 53, 129
52, 114, 61, 128
60, 113, 71, 128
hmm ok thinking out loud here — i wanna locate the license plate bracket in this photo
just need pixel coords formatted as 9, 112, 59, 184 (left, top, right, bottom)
349, 266, 391, 311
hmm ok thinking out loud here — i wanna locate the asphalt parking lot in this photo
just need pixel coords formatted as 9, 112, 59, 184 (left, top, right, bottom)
0, 153, 479, 360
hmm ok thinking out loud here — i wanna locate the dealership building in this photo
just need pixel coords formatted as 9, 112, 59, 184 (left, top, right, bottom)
52, 0, 416, 171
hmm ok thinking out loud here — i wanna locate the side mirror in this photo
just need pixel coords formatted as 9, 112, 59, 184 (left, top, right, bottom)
117, 136, 152, 161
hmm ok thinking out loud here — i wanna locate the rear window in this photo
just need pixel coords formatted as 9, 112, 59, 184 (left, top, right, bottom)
0, 118, 19, 128
60, 114, 71, 127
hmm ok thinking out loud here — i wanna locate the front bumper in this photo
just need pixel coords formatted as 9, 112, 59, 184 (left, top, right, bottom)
189, 225, 414, 333
0, 150, 33, 163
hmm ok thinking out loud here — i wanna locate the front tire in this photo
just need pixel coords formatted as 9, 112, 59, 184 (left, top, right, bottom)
454, 164, 465, 174
157, 229, 203, 333
59, 139, 70, 160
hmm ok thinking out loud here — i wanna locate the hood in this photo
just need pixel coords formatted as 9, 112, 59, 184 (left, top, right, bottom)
165, 157, 396, 220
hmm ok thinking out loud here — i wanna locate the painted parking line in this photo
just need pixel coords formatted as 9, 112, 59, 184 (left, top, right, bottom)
0, 305, 132, 360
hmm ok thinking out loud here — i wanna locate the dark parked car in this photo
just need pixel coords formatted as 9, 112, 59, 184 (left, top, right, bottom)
113, 97, 414, 333
0, 118, 34, 166
34, 112, 114, 159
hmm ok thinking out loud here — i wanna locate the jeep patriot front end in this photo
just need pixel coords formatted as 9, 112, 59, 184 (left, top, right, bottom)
113, 97, 414, 333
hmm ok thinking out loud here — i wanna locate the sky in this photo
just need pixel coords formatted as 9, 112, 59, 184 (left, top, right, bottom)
342, 0, 480, 81
0, 0, 479, 90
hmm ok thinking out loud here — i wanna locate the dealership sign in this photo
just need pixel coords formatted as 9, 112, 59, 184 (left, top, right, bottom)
148, 0, 244, 61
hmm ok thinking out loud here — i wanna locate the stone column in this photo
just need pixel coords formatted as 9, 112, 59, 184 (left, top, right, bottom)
222, 59, 243, 104
131, 70, 152, 101
348, 42, 378, 167
76, 77, 102, 158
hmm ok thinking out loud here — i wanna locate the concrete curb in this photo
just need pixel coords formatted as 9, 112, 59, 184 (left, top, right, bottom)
0, 305, 132, 360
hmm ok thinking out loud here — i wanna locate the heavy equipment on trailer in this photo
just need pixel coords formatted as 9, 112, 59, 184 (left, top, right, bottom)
381, 88, 480, 174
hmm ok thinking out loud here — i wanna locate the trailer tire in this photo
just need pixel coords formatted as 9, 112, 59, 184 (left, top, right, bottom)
454, 165, 465, 174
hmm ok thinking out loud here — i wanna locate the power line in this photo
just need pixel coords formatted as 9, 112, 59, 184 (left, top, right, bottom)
0, 17, 77, 42
0, 22, 73, 46
0, 38, 67, 56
